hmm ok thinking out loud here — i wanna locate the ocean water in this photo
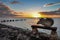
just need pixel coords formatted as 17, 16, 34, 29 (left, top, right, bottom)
0, 18, 60, 37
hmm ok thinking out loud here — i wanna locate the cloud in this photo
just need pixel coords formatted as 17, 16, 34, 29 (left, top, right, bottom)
0, 2, 34, 18
57, 8, 60, 11
44, 2, 60, 7
0, 2, 23, 17
39, 8, 60, 15
10, 1, 22, 4
39, 8, 60, 18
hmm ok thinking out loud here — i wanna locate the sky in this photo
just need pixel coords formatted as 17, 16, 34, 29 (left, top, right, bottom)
1, 0, 60, 12
0, 0, 60, 18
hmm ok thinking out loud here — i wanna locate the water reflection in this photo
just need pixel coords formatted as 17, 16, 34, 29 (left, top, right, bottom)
0, 18, 60, 37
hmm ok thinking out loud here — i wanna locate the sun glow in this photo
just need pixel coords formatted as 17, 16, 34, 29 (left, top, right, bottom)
12, 11, 42, 18
31, 12, 41, 18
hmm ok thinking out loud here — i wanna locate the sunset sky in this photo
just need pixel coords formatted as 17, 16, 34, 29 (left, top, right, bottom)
1, 0, 60, 12
0, 0, 60, 18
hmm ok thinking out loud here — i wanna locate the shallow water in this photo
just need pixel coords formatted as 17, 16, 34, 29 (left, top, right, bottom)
0, 18, 60, 37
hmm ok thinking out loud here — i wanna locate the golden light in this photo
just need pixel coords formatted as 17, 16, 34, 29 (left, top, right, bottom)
31, 12, 41, 18
11, 11, 43, 18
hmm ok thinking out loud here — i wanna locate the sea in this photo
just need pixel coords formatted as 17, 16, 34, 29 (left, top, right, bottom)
0, 17, 60, 37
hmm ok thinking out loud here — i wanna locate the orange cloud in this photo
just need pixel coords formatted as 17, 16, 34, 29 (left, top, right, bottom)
0, 2, 33, 18
39, 9, 60, 18
0, 2, 17, 17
